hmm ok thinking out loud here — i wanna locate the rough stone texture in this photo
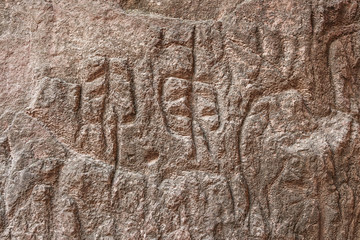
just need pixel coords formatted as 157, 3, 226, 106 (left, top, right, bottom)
1, 0, 360, 239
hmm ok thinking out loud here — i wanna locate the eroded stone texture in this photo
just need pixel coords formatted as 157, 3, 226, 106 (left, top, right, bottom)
1, 0, 360, 239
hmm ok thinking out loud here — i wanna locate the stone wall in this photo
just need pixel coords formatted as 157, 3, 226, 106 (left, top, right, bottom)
1, 0, 360, 239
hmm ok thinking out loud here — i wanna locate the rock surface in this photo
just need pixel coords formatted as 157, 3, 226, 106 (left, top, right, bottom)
1, 0, 360, 239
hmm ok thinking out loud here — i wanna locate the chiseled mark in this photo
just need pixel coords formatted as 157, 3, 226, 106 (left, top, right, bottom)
145, 149, 159, 166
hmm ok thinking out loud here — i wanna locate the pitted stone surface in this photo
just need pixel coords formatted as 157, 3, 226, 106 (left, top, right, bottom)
1, 0, 360, 239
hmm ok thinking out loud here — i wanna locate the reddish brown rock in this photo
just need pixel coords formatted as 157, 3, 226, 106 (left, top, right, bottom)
1, 0, 360, 239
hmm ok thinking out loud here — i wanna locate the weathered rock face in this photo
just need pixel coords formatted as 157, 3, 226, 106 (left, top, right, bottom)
1, 0, 360, 239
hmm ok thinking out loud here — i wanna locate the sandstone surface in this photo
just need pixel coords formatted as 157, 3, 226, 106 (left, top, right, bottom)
1, 0, 360, 239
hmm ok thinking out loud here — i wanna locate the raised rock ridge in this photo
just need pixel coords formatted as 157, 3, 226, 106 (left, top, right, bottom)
1, 0, 360, 239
